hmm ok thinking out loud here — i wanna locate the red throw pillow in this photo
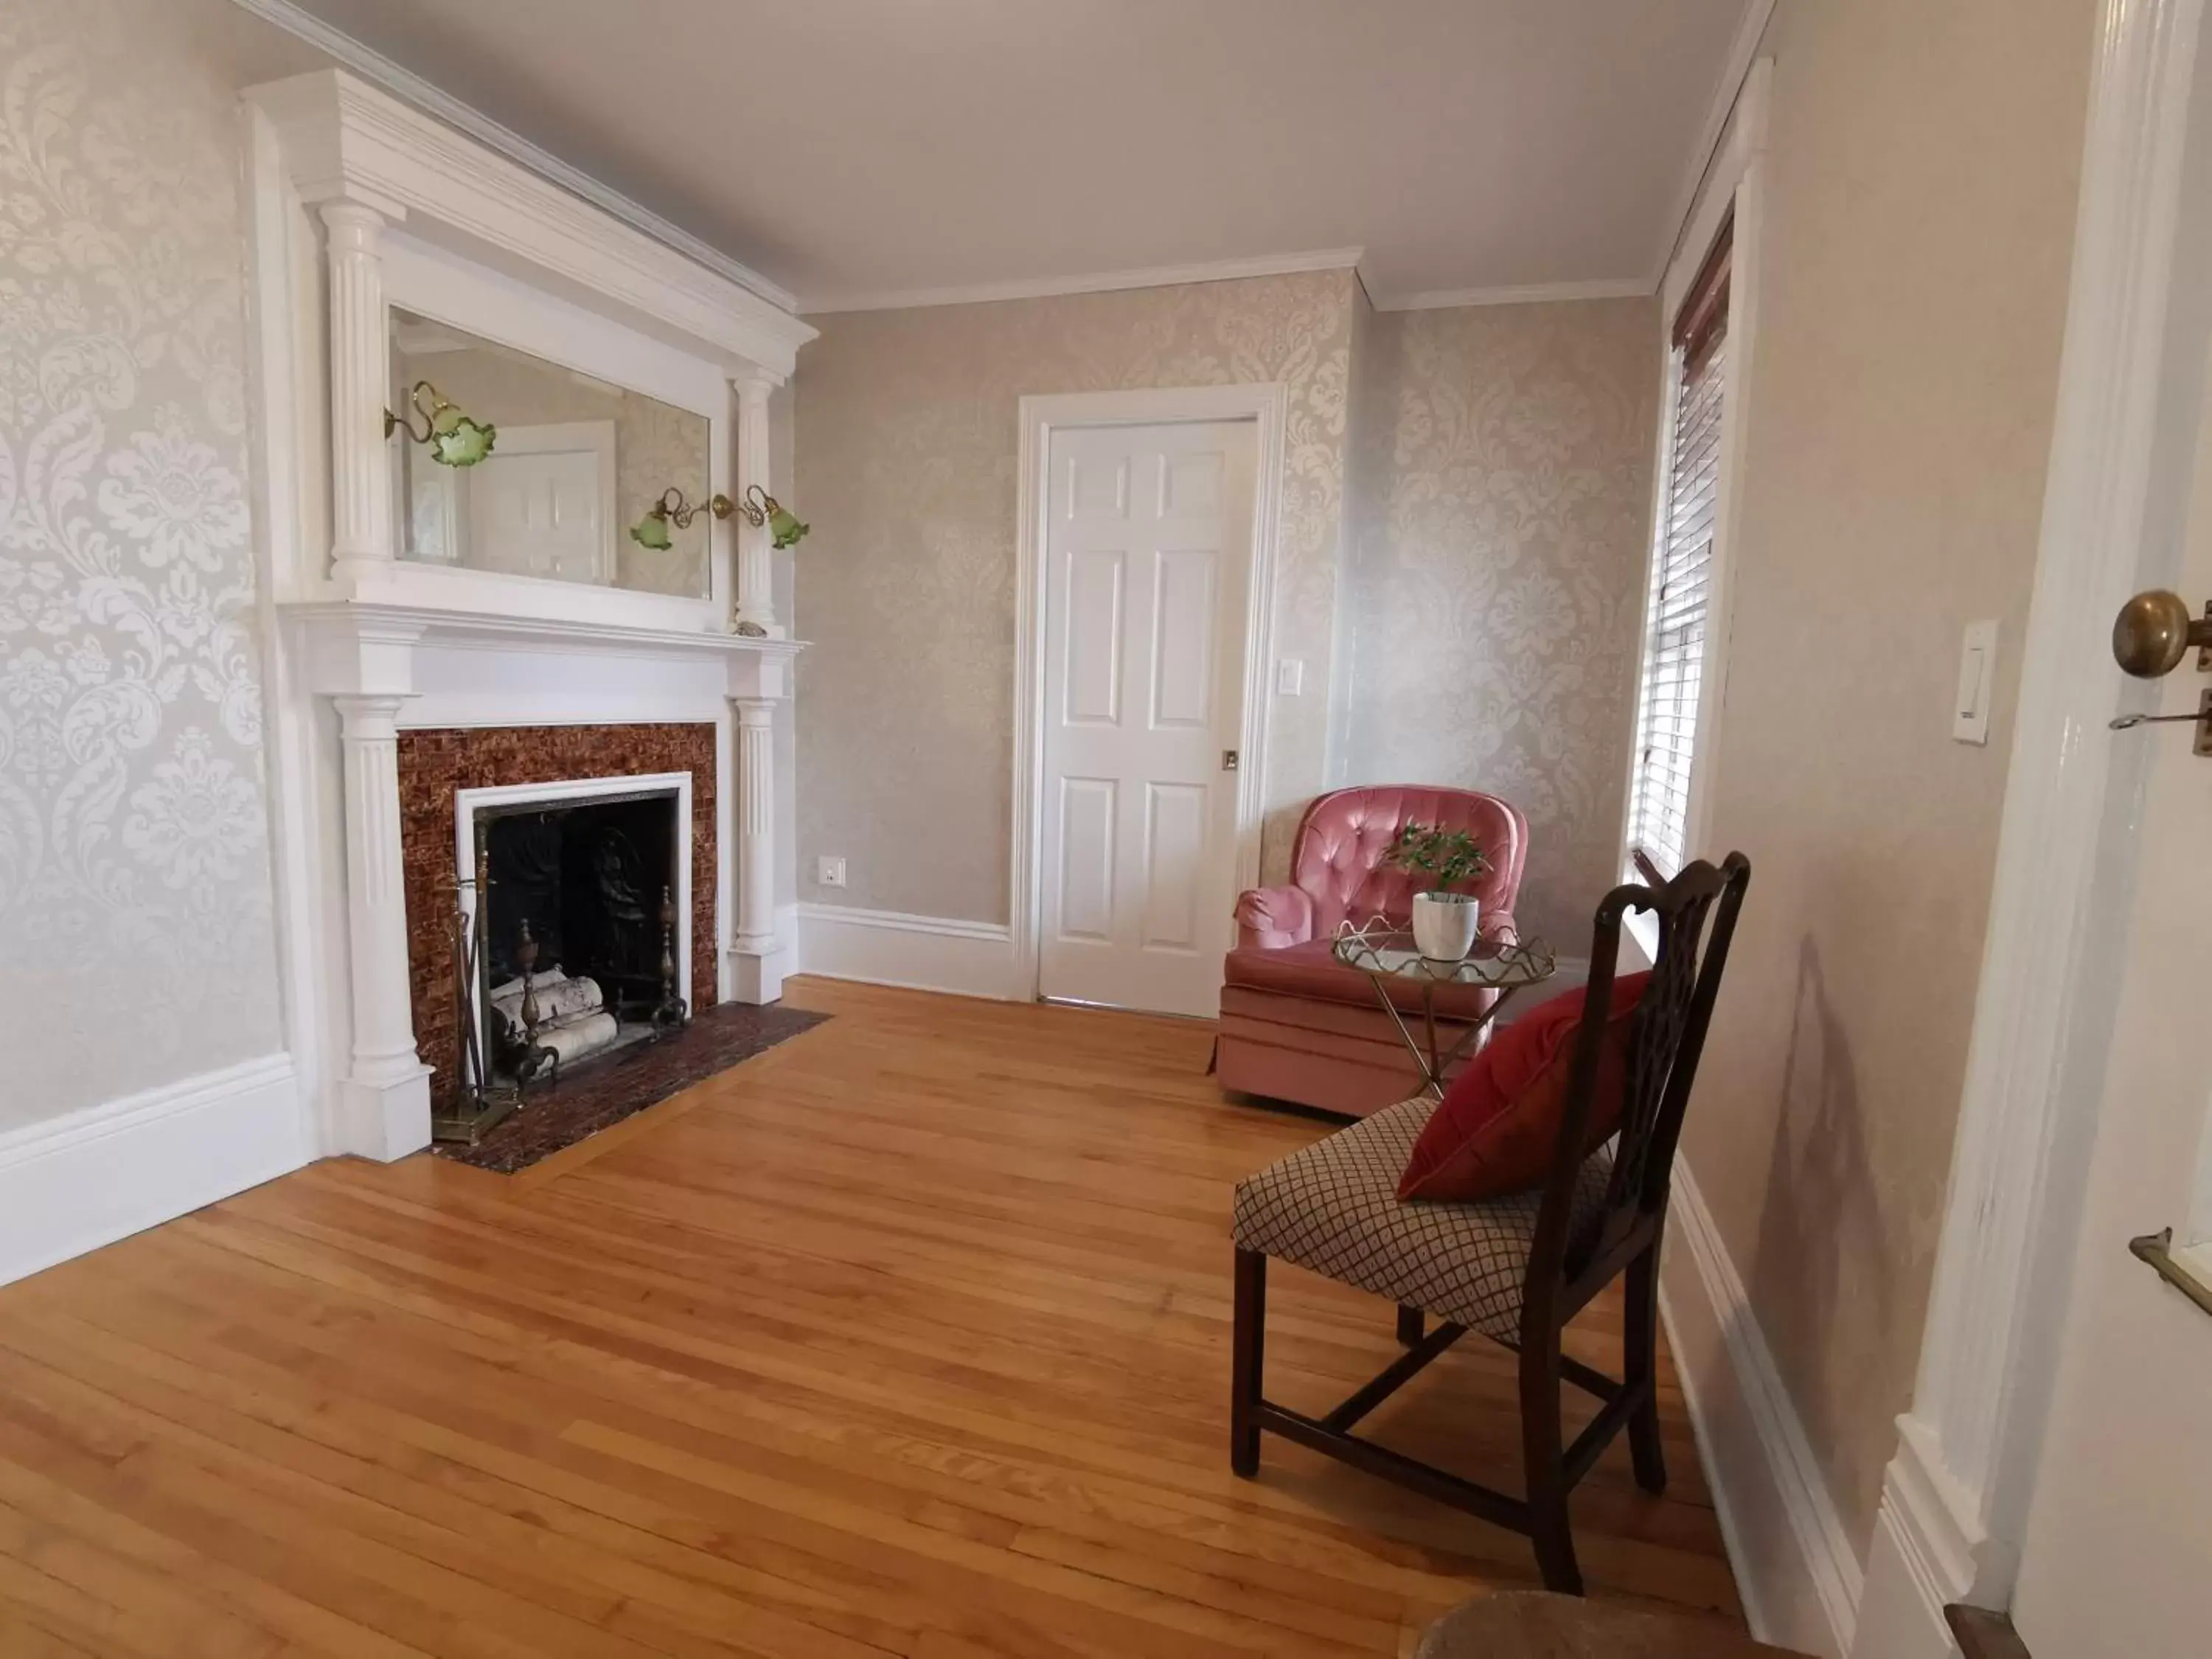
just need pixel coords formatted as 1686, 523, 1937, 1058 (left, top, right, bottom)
1397, 972, 1652, 1202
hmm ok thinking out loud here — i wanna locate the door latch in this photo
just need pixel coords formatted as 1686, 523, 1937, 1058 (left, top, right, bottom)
1222, 750, 1239, 771
2109, 591, 2212, 754
2109, 688, 2212, 754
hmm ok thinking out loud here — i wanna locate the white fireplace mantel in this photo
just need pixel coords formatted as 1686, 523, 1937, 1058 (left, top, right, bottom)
241, 68, 817, 1165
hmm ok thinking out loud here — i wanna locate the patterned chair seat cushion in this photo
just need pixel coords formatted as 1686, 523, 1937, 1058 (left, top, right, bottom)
1231, 1096, 1613, 1343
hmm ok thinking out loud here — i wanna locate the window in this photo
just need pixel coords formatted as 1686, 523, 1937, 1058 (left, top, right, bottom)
1626, 215, 1733, 880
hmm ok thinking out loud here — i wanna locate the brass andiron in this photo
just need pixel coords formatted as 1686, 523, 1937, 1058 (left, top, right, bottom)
653, 884, 689, 1029
512, 917, 559, 1093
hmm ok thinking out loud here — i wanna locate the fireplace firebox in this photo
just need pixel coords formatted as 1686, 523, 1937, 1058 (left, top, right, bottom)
436, 768, 696, 1141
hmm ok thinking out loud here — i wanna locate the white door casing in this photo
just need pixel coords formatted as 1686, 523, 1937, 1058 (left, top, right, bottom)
2007, 23, 2212, 1638
1037, 420, 1257, 1016
459, 420, 618, 585
1848, 1, 2212, 1653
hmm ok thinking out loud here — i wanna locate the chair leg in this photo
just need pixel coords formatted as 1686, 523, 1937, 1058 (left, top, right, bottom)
1624, 1243, 1668, 1495
1520, 1342, 1583, 1596
1231, 1249, 1267, 1477
1395, 1304, 1423, 1348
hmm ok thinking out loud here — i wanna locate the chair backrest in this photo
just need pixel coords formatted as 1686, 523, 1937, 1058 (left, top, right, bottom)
1287, 786, 1528, 937
1524, 853, 1753, 1321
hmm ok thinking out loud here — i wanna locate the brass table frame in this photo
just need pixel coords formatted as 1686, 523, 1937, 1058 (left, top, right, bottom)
1330, 925, 1558, 1096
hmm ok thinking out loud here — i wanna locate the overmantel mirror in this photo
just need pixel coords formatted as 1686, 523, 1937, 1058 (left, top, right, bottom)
387, 307, 714, 600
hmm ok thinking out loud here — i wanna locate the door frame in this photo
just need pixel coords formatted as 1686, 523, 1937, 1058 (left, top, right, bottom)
1009, 384, 1287, 1001
1851, 0, 2209, 1652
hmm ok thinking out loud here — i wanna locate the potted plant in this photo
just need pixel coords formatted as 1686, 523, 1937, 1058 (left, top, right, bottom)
1387, 821, 1491, 961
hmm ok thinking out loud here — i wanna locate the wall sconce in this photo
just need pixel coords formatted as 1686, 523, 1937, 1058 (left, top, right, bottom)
383, 380, 496, 467
630, 487, 712, 551
629, 484, 810, 552
730, 484, 810, 551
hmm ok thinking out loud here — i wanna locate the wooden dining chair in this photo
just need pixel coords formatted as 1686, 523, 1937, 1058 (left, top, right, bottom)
1228, 853, 1752, 1594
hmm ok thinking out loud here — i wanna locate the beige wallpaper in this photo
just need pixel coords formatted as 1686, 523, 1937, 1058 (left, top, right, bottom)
1339, 296, 1659, 946
795, 271, 1353, 922
0, 0, 293, 1125
1680, 0, 2095, 1552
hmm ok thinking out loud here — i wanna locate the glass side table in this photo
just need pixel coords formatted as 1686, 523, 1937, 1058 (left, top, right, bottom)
1330, 925, 1558, 1096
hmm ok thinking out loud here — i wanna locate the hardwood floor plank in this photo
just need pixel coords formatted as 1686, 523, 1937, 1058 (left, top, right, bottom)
0, 978, 1744, 1655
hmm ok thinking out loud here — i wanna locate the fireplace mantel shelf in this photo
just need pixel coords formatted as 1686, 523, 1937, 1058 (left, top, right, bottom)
282, 597, 806, 661
284, 598, 804, 706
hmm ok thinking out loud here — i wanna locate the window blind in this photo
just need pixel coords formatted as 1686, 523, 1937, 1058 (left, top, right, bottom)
1627, 218, 1732, 880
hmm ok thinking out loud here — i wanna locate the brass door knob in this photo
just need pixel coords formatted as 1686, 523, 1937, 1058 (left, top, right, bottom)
2112, 589, 2212, 678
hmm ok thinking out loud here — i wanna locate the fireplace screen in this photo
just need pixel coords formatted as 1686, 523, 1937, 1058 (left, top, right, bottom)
452, 784, 688, 1127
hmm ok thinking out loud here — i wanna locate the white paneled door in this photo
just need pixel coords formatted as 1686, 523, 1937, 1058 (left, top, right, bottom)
1038, 420, 1257, 1017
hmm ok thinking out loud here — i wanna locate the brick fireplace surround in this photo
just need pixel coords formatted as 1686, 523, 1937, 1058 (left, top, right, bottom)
397, 723, 718, 1106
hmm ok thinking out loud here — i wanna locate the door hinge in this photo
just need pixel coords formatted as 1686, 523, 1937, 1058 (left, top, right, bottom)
1222, 750, 1239, 771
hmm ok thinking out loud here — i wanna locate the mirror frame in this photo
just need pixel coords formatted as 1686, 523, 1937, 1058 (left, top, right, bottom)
381, 230, 733, 621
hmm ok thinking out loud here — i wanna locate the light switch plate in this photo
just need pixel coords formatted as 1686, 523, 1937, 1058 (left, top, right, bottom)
1276, 658, 1305, 696
1953, 620, 1997, 745
817, 855, 846, 888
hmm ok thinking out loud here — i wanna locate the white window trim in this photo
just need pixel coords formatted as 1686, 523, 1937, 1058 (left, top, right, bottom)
1620, 60, 1772, 960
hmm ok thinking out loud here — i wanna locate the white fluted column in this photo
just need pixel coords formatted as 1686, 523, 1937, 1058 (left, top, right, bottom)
732, 373, 779, 638
333, 693, 431, 1158
322, 201, 393, 586
727, 695, 785, 1002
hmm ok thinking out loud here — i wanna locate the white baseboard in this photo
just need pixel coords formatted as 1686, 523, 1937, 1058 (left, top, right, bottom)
1848, 1422, 1986, 1659
0, 1052, 310, 1287
1660, 1163, 1864, 1657
793, 902, 1021, 1001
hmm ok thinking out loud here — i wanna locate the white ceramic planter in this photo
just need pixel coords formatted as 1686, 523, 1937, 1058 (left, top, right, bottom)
1411, 891, 1480, 961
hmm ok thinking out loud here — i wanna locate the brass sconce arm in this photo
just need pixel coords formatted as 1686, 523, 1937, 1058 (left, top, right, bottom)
630, 484, 810, 552
721, 484, 810, 550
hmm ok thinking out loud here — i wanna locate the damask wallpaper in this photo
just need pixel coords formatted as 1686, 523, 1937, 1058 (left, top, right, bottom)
794, 271, 1354, 922
1340, 296, 1660, 946
0, 0, 289, 1127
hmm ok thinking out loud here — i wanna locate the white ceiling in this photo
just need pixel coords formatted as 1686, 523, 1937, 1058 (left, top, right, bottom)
255, 0, 1760, 314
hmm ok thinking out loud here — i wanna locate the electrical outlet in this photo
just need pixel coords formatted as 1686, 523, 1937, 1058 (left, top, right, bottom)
817, 855, 846, 888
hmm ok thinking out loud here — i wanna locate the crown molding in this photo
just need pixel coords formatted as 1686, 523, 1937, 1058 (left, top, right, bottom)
1371, 276, 1653, 312
1651, 0, 1779, 290
248, 69, 815, 375
799, 247, 1366, 315
229, 0, 799, 317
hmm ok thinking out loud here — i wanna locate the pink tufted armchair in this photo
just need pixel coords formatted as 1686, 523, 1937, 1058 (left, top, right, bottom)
1215, 785, 1528, 1117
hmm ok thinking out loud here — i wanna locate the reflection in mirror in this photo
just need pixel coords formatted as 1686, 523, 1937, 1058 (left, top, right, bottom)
388, 308, 712, 597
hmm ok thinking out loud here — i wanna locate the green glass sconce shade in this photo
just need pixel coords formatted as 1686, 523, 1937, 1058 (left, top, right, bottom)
763, 498, 810, 550
630, 485, 701, 549
428, 416, 496, 467
726, 484, 809, 549
384, 380, 495, 467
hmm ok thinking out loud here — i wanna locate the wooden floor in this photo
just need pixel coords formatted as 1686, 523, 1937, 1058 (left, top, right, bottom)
0, 979, 1745, 1658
